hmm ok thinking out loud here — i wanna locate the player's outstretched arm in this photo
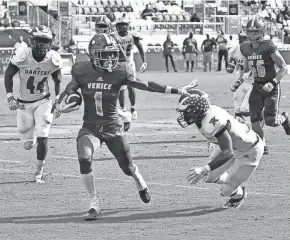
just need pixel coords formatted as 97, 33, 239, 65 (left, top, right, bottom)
4, 63, 23, 111
188, 129, 234, 185
127, 77, 198, 95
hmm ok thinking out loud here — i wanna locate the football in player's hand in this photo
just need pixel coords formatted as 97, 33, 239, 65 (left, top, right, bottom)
66, 91, 82, 107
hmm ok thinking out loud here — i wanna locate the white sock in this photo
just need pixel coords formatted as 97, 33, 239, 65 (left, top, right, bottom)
263, 138, 266, 145
132, 164, 147, 191
34, 160, 45, 178
81, 172, 97, 199
231, 186, 244, 199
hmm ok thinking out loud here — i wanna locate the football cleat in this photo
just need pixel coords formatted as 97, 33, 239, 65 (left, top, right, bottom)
263, 146, 269, 155
85, 207, 101, 221
139, 187, 151, 203
223, 187, 247, 209
281, 112, 290, 135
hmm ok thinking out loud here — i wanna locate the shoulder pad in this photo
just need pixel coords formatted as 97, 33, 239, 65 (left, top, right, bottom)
201, 106, 228, 137
48, 50, 63, 68
132, 31, 141, 39
10, 47, 30, 66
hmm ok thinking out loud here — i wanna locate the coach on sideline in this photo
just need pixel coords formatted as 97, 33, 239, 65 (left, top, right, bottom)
163, 34, 177, 72
182, 32, 197, 72
216, 31, 228, 71
201, 34, 216, 72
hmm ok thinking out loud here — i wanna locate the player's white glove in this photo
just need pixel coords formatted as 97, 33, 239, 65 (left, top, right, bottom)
180, 78, 199, 94
54, 95, 80, 118
7, 95, 24, 111
188, 165, 211, 185
140, 62, 147, 73
230, 79, 243, 92
263, 82, 274, 92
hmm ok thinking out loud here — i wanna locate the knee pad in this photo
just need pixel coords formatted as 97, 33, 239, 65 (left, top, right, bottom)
220, 184, 235, 197
79, 157, 92, 174
23, 141, 34, 150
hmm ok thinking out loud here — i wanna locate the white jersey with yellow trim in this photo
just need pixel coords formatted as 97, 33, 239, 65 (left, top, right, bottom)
10, 47, 63, 102
196, 105, 258, 152
114, 31, 141, 63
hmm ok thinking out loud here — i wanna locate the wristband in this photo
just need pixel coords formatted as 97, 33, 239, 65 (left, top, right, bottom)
55, 95, 60, 100
203, 164, 211, 173
165, 86, 172, 94
271, 78, 279, 86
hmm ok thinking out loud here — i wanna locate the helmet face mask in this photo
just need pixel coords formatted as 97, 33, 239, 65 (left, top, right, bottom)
89, 33, 119, 72
176, 94, 210, 128
29, 25, 53, 60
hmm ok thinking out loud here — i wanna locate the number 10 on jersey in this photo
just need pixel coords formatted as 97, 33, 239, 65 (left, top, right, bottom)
94, 92, 103, 116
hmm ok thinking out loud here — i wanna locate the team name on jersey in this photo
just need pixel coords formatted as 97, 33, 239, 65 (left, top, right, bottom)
247, 55, 263, 60
118, 40, 132, 46
24, 69, 51, 76
87, 82, 112, 90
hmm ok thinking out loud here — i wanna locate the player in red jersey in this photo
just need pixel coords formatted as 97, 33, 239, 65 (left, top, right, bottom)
55, 33, 198, 221
239, 18, 290, 153
4, 25, 62, 183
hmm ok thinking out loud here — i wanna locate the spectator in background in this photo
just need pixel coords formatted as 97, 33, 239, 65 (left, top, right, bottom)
284, 31, 290, 44
201, 34, 216, 72
163, 34, 177, 72
63, 38, 77, 55
13, 36, 28, 50
276, 9, 284, 29
182, 32, 197, 72
141, 4, 154, 20
154, 0, 165, 12
281, 6, 290, 22
190, 13, 200, 22
216, 31, 228, 71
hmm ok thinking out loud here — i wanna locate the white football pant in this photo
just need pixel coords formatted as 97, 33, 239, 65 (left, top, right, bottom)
17, 98, 53, 149
205, 136, 263, 196
233, 82, 252, 114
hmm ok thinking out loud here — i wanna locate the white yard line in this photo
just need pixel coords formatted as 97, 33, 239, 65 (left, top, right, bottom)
0, 168, 288, 198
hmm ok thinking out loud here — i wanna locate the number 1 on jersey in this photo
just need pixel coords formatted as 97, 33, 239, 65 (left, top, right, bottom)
94, 92, 103, 116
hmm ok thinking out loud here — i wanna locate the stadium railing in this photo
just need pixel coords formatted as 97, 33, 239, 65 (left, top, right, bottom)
9, 1, 71, 46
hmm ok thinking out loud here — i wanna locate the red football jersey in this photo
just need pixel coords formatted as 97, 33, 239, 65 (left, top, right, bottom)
240, 40, 277, 83
71, 61, 135, 127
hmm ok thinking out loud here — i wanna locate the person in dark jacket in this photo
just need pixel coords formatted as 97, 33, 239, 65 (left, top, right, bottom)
163, 34, 177, 72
